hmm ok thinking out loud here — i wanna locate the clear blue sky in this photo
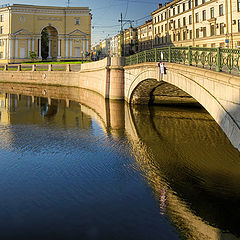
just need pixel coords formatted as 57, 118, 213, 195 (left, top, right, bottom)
3, 0, 164, 46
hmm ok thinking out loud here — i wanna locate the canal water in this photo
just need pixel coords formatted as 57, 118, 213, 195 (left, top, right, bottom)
0, 86, 240, 240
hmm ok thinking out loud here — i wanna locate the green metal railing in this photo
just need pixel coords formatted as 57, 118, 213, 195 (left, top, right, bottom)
125, 46, 240, 75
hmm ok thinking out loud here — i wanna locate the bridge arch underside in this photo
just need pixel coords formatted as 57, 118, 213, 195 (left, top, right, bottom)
130, 79, 200, 106
128, 68, 240, 151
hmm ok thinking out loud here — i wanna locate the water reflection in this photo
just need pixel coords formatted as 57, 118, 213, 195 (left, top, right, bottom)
130, 105, 240, 240
0, 84, 239, 239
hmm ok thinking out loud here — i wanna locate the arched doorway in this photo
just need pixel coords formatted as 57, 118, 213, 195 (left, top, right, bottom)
41, 26, 58, 60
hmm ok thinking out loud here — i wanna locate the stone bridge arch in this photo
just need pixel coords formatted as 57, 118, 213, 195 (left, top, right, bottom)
124, 63, 240, 151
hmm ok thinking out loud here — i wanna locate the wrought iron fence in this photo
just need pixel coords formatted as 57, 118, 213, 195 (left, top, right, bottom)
125, 46, 240, 75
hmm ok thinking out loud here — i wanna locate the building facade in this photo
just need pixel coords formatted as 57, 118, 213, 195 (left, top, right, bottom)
151, 0, 240, 48
0, 4, 91, 63
110, 35, 119, 57
137, 20, 153, 51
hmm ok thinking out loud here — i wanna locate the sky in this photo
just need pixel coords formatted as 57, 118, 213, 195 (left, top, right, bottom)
1, 0, 164, 46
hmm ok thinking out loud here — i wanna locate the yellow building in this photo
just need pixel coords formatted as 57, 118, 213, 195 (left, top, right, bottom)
122, 27, 138, 56
151, 0, 240, 48
0, 4, 91, 63
137, 20, 153, 51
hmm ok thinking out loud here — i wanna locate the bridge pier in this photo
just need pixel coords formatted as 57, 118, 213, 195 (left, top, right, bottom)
108, 57, 125, 100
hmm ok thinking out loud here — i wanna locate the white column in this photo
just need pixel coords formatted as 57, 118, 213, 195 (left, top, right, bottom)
28, 39, 31, 57
38, 39, 41, 59
15, 39, 18, 59
9, 39, 13, 59
57, 39, 61, 58
65, 39, 68, 58
82, 39, 85, 54
48, 40, 52, 58
32, 39, 34, 52
86, 40, 89, 53
69, 39, 72, 58
3, 39, 6, 59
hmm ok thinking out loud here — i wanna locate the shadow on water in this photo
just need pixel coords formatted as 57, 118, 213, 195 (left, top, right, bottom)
130, 104, 240, 239
0, 83, 240, 239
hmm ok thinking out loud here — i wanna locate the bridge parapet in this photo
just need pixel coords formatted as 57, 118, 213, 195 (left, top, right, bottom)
125, 46, 240, 75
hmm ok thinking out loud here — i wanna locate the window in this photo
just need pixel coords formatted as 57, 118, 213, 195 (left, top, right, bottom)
183, 17, 186, 26
178, 32, 181, 41
75, 18, 80, 25
165, 23, 167, 31
220, 23, 225, 34
183, 31, 187, 40
238, 20, 240, 32
188, 0, 192, 9
161, 25, 164, 32
173, 7, 175, 15
189, 15, 192, 24
158, 16, 160, 22
219, 4, 224, 16
173, 33, 176, 41
178, 19, 181, 28
0, 15, 4, 22
196, 28, 199, 38
195, 0, 198, 7
183, 3, 186, 11
155, 27, 157, 34
158, 26, 160, 33
220, 42, 225, 47
195, 13, 199, 23
202, 0, 205, 4
202, 10, 206, 20
169, 22, 171, 30
202, 27, 207, 37
238, 0, 240, 12
169, 10, 171, 17
190, 30, 192, 39
161, 14, 163, 21
210, 7, 214, 18
178, 5, 180, 14
210, 24, 215, 36
165, 12, 167, 19
173, 20, 176, 29
0, 26, 3, 34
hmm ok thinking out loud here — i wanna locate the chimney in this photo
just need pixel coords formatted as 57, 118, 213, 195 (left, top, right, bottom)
158, 3, 162, 8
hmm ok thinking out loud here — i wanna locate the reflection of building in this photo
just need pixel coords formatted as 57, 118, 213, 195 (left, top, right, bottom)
0, 93, 10, 124
151, 0, 240, 48
0, 4, 91, 63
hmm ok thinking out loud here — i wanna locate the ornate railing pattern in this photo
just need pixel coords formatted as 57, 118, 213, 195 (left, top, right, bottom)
125, 46, 240, 75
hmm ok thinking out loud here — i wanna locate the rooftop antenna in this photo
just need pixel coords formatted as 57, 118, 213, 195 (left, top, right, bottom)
67, 0, 71, 7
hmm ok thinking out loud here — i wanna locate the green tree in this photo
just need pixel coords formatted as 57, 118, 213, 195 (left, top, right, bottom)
29, 51, 38, 62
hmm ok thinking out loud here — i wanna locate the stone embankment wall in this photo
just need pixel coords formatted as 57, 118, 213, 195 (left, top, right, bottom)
0, 57, 125, 100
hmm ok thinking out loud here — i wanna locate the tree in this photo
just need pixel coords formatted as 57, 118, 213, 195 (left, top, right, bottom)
29, 51, 38, 62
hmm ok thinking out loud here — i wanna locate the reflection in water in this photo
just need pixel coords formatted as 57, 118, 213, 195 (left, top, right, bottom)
0, 85, 239, 240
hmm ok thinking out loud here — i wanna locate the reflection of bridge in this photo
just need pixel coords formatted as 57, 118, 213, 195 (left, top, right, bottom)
0, 85, 239, 239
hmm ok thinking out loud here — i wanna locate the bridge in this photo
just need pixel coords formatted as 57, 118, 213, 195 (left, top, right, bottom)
0, 46, 240, 151
123, 47, 240, 152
